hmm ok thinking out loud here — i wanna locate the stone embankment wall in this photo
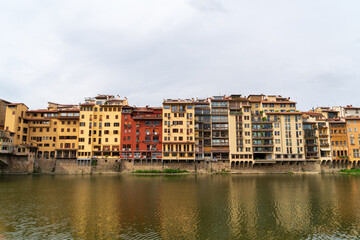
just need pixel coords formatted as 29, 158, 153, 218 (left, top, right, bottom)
0, 155, 354, 174
231, 161, 321, 173
120, 160, 230, 173
0, 154, 34, 174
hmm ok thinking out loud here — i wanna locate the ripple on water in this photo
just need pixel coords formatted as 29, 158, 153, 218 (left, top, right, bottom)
0, 175, 360, 239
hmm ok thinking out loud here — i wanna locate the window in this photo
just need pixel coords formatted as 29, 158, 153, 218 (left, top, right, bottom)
354, 149, 359, 158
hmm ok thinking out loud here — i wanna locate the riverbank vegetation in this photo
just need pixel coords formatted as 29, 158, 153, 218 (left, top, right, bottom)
339, 169, 360, 174
132, 169, 189, 174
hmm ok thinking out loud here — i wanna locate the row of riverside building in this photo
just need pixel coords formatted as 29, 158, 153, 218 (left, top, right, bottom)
1, 94, 360, 171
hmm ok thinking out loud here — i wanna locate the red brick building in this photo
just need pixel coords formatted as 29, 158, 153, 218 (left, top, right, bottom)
120, 106, 162, 163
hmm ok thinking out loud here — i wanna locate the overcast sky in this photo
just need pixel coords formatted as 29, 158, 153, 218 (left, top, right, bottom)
0, 0, 359, 110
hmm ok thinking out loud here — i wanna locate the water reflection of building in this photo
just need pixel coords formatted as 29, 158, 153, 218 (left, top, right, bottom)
68, 176, 122, 239
227, 175, 357, 239
228, 176, 258, 239
157, 176, 200, 239
271, 176, 310, 232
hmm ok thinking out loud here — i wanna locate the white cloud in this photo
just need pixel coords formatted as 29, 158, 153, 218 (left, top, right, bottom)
0, 0, 359, 110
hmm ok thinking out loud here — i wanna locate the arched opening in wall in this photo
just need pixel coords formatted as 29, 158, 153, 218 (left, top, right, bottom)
326, 160, 331, 167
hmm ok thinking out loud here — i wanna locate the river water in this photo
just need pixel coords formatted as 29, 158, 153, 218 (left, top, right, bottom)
0, 174, 359, 239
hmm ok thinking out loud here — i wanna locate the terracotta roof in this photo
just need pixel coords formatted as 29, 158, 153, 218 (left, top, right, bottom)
80, 103, 95, 106
344, 117, 360, 120
95, 95, 114, 99
302, 112, 323, 116
108, 99, 125, 102
262, 100, 296, 104
7, 103, 27, 108
59, 109, 80, 112
266, 112, 302, 115
344, 107, 360, 109
328, 121, 345, 124
322, 110, 338, 112
0, 99, 11, 104
27, 109, 57, 113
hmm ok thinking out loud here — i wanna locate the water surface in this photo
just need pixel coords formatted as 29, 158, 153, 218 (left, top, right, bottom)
0, 174, 359, 239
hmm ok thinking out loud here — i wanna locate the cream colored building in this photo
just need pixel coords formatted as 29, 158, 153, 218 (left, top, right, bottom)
228, 96, 253, 165
267, 112, 305, 161
227, 95, 304, 168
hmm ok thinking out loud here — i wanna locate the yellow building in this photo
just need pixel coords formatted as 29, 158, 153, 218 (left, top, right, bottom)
162, 99, 195, 161
4, 103, 32, 155
78, 95, 128, 163
25, 106, 80, 159
345, 117, 360, 166
0, 99, 11, 130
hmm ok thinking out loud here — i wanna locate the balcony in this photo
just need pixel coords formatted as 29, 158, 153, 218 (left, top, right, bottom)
304, 134, 317, 139
252, 128, 273, 132
252, 133, 273, 139
253, 143, 273, 147
305, 142, 318, 147
253, 147, 273, 153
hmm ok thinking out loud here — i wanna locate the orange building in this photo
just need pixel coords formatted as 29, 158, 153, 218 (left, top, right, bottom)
344, 117, 360, 167
329, 120, 348, 165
